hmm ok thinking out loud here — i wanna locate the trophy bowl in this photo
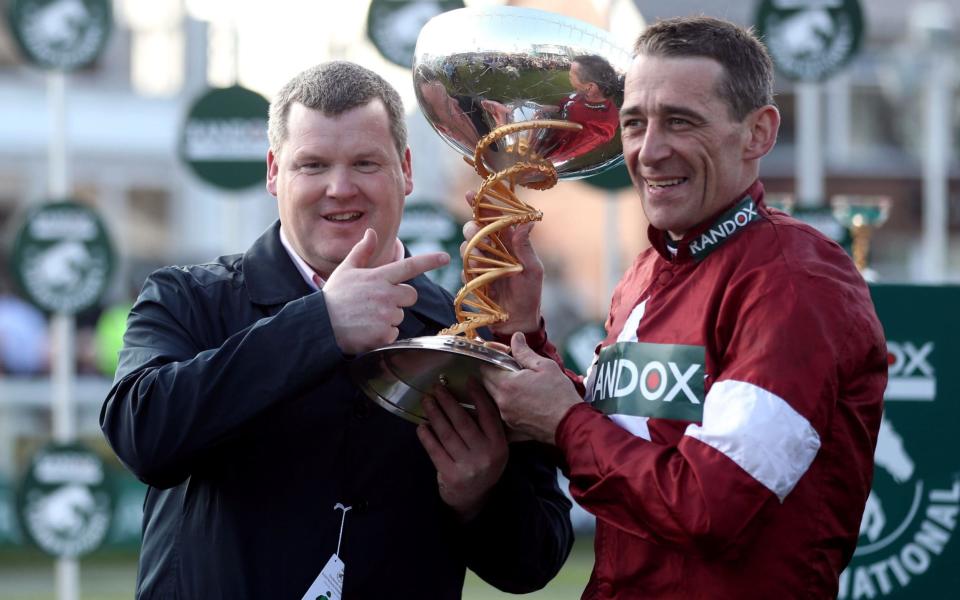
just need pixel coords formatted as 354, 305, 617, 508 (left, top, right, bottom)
351, 6, 633, 423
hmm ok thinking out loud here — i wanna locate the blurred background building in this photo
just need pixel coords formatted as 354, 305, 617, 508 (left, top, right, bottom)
0, 0, 959, 589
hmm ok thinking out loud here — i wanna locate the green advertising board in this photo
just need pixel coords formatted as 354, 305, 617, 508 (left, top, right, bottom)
0, 474, 22, 546
582, 162, 632, 192
7, 0, 113, 71
561, 321, 606, 375
838, 285, 960, 599
180, 85, 270, 191
15, 442, 114, 558
2, 453, 144, 554
398, 202, 463, 294
10, 200, 115, 314
104, 473, 145, 550
755, 0, 864, 82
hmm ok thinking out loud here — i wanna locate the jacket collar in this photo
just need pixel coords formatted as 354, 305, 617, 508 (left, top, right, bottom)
649, 179, 766, 263
244, 221, 314, 305
244, 221, 454, 331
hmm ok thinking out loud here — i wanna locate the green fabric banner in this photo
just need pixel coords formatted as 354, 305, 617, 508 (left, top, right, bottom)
839, 284, 960, 599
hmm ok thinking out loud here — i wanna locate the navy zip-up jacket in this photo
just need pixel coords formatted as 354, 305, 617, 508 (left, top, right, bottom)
101, 221, 573, 599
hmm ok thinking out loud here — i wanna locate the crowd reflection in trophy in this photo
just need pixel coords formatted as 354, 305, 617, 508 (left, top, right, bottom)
415, 52, 623, 175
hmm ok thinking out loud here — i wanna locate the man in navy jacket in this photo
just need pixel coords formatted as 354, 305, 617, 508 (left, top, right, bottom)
101, 61, 573, 599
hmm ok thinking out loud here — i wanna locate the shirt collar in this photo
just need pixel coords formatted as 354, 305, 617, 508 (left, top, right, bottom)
278, 226, 408, 291
649, 179, 766, 263
279, 226, 323, 291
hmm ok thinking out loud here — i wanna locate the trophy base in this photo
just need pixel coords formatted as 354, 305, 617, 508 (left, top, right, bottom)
349, 336, 520, 423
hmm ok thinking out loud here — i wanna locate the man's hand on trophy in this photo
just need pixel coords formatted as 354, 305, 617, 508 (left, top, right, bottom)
480, 99, 511, 127
325, 229, 449, 355
462, 190, 544, 335
482, 332, 581, 445
416, 380, 508, 522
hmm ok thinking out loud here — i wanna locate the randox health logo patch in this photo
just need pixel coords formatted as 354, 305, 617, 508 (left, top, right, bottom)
688, 196, 761, 261
589, 341, 705, 423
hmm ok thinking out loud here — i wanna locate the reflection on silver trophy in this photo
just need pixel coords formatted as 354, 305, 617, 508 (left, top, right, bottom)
350, 6, 632, 422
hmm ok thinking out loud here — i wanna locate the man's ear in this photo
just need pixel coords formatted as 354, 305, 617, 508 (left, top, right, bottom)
743, 105, 780, 161
266, 149, 279, 197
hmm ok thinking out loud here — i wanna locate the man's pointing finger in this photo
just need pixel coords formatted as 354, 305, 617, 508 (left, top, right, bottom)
380, 252, 450, 284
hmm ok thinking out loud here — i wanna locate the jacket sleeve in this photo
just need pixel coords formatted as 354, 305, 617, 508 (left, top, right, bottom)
100, 268, 344, 489
459, 441, 574, 592
555, 268, 886, 556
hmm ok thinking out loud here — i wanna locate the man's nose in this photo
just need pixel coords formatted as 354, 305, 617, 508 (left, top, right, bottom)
638, 123, 671, 166
326, 167, 358, 198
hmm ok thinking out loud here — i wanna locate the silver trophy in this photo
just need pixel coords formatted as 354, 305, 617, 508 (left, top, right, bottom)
350, 6, 632, 423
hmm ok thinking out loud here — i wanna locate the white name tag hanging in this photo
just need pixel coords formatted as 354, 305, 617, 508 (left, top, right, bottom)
301, 553, 345, 600
301, 503, 351, 600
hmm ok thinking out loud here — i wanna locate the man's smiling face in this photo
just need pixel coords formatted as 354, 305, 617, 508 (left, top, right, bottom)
267, 100, 412, 278
620, 55, 754, 239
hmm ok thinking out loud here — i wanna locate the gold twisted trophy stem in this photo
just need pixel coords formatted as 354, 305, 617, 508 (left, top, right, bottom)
851, 224, 872, 273
439, 120, 582, 339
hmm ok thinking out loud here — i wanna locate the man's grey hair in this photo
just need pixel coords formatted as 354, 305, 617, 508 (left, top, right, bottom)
634, 16, 775, 121
268, 61, 407, 157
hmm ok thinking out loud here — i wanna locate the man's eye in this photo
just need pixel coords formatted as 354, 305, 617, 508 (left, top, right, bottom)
300, 162, 324, 171
356, 161, 379, 172
668, 118, 691, 127
621, 119, 645, 131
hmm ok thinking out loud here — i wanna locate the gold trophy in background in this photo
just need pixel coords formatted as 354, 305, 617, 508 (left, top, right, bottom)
831, 194, 891, 280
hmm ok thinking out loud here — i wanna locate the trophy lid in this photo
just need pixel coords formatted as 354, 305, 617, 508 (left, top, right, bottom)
413, 6, 633, 182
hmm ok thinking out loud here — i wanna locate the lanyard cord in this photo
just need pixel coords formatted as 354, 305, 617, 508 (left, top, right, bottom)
334, 503, 351, 556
